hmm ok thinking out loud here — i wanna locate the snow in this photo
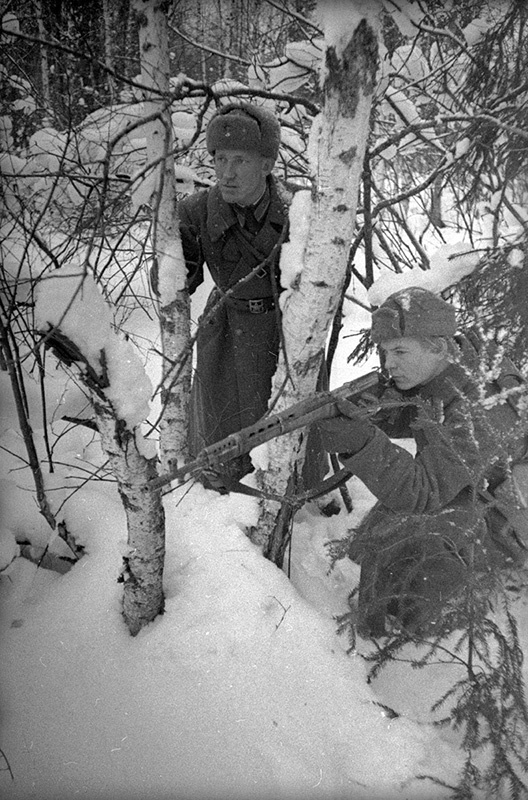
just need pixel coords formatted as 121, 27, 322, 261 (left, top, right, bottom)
0, 469, 457, 800
102, 337, 153, 430
509, 248, 525, 268
386, 1, 426, 40
279, 190, 312, 299
5, 253, 528, 800
462, 18, 491, 47
315, 0, 381, 86
367, 242, 481, 306
34, 263, 153, 430
35, 264, 110, 364
2, 23, 528, 793
316, 0, 379, 60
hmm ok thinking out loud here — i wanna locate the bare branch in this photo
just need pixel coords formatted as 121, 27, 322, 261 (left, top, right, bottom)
169, 22, 251, 66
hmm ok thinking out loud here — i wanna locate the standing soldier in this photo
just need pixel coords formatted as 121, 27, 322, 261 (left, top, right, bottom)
180, 102, 285, 485
169, 102, 325, 492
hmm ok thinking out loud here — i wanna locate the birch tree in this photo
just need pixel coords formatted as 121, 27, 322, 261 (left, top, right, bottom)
134, 0, 191, 475
33, 0, 52, 110
1, 1, 192, 634
34, 264, 166, 636
253, 0, 381, 562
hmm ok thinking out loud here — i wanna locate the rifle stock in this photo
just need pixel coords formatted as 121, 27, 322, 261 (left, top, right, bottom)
149, 370, 381, 492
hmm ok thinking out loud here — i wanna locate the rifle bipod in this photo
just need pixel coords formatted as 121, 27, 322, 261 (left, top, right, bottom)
182, 464, 353, 507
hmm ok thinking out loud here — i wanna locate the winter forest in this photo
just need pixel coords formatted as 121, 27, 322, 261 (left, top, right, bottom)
1, 0, 528, 798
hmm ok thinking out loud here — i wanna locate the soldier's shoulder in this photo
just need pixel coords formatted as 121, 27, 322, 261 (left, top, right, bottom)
178, 187, 211, 218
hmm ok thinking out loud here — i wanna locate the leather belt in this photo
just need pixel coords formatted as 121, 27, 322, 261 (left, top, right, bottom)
225, 296, 275, 314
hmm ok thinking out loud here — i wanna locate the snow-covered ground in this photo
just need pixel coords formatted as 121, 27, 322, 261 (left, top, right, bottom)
1, 242, 527, 800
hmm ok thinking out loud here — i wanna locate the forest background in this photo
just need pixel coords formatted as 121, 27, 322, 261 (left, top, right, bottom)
1, 1, 528, 799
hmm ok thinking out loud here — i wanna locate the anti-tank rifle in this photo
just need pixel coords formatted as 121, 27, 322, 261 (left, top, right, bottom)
149, 370, 383, 493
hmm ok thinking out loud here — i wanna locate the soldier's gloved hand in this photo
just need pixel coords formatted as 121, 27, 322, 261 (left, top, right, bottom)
316, 399, 374, 456
200, 468, 230, 494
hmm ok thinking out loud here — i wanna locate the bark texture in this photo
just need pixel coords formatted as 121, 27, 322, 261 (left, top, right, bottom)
95, 403, 166, 636
253, 8, 380, 558
135, 0, 191, 474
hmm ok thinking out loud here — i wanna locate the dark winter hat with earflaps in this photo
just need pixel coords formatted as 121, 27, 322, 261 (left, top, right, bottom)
371, 286, 458, 343
206, 103, 281, 162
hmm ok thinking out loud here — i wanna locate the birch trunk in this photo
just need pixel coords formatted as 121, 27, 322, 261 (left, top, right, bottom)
34, 0, 51, 110
36, 322, 167, 635
102, 0, 116, 101
94, 401, 165, 636
135, 0, 192, 475
254, 3, 380, 559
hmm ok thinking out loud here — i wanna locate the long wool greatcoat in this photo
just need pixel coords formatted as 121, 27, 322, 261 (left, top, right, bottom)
178, 176, 288, 477
338, 359, 528, 637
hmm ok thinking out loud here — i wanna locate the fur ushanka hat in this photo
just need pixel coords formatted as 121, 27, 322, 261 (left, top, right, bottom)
206, 103, 281, 162
371, 287, 458, 343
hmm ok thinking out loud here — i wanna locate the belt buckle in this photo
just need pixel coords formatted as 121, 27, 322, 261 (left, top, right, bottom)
248, 298, 265, 314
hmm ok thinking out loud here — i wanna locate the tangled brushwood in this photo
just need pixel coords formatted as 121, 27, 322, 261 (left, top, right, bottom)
456, 244, 528, 373
330, 512, 528, 798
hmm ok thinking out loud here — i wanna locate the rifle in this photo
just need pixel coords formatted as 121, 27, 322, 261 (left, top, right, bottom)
149, 370, 382, 492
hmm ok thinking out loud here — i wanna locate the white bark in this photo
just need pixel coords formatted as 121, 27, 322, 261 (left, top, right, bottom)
254, 3, 381, 555
94, 400, 165, 636
39, 328, 166, 635
135, 0, 192, 475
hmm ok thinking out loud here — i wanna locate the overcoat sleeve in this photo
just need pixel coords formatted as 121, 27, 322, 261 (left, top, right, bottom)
338, 382, 500, 515
178, 196, 205, 294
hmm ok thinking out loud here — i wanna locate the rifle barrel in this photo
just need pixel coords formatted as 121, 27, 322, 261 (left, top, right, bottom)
149, 370, 380, 491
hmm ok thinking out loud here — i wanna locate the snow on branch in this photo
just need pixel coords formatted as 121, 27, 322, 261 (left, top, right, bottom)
367, 243, 482, 306
35, 264, 152, 429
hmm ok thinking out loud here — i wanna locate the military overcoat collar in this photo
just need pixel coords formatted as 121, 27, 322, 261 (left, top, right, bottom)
418, 362, 475, 405
205, 176, 289, 242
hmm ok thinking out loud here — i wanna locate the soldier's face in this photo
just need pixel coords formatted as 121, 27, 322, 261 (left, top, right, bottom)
380, 337, 448, 390
214, 149, 273, 206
